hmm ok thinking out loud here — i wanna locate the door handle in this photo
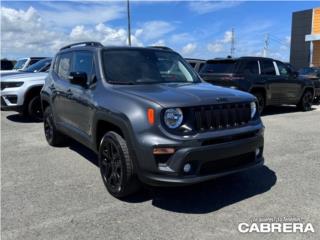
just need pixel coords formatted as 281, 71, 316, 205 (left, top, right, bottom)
66, 89, 73, 97
49, 84, 55, 90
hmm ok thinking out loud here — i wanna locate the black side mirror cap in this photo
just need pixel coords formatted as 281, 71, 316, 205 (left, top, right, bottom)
68, 72, 88, 88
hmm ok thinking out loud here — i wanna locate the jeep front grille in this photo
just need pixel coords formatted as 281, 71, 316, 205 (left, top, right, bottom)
190, 102, 251, 132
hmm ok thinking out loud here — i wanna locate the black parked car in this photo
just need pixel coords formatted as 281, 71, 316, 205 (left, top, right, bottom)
41, 42, 264, 198
199, 57, 315, 113
0, 59, 14, 70
185, 58, 206, 72
298, 67, 320, 102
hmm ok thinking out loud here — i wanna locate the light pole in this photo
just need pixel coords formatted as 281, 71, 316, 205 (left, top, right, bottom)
127, 0, 132, 46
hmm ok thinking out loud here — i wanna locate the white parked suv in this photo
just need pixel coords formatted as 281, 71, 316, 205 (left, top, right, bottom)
1, 72, 48, 120
0, 57, 46, 74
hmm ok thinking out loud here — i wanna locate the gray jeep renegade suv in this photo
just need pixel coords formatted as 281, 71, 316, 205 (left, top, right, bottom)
41, 42, 264, 198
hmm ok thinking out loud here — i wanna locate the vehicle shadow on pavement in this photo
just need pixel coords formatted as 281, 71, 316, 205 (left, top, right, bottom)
262, 106, 316, 116
68, 140, 277, 214
145, 166, 276, 214
5, 113, 42, 123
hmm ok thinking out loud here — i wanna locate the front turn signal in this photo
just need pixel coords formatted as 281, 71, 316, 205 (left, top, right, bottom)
147, 108, 155, 125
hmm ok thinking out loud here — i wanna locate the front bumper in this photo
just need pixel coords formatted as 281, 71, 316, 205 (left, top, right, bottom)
1, 95, 24, 112
138, 129, 264, 186
0, 87, 24, 112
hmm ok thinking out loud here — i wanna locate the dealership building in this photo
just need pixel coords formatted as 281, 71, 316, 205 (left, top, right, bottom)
290, 7, 320, 69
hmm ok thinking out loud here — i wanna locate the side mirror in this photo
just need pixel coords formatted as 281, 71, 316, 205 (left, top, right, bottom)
291, 71, 299, 78
68, 72, 87, 88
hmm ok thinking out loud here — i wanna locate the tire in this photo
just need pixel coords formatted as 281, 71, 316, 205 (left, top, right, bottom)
43, 106, 68, 146
99, 131, 141, 198
298, 90, 313, 111
28, 96, 43, 121
252, 92, 265, 115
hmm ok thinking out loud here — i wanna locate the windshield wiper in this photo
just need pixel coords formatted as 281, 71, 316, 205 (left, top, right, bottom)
107, 80, 136, 85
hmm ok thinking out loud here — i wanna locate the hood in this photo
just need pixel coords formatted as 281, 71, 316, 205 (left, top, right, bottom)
1, 71, 26, 78
0, 70, 19, 74
1, 72, 48, 82
114, 82, 255, 108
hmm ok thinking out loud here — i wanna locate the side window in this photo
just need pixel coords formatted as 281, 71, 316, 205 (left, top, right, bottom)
242, 61, 259, 75
199, 63, 205, 71
73, 51, 94, 80
57, 53, 72, 80
261, 60, 276, 75
29, 59, 39, 65
188, 62, 196, 68
276, 62, 289, 76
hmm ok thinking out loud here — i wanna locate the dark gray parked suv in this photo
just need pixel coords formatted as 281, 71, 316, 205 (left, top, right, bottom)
41, 42, 265, 198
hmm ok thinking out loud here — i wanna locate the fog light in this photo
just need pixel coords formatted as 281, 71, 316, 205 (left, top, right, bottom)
255, 148, 261, 157
183, 163, 191, 173
153, 147, 175, 155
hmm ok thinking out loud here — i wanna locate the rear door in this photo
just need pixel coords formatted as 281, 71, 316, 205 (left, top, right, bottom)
275, 61, 302, 104
238, 60, 261, 91
51, 52, 73, 126
260, 59, 284, 105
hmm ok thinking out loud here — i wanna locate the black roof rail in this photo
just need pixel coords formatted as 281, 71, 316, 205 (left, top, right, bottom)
60, 42, 103, 51
147, 46, 173, 51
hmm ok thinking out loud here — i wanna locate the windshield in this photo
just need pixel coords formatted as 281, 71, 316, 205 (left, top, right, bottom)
200, 60, 236, 74
13, 59, 27, 70
24, 58, 52, 72
299, 68, 320, 75
102, 49, 200, 84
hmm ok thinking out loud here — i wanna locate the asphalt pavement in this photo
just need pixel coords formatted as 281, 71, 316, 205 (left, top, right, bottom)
1, 105, 320, 240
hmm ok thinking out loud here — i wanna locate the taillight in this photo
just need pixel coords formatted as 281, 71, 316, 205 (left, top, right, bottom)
230, 76, 245, 80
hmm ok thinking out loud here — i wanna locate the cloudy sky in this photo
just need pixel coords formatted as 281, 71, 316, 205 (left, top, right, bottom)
1, 1, 319, 61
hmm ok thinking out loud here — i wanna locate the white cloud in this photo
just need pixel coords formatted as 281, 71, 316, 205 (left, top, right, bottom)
137, 21, 175, 42
207, 42, 224, 53
222, 31, 233, 43
189, 1, 242, 15
181, 43, 197, 55
1, 6, 142, 58
206, 30, 233, 54
170, 33, 193, 44
38, 2, 125, 28
150, 39, 166, 46
285, 36, 291, 45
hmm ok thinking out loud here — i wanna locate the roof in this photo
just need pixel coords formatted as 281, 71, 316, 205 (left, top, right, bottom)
206, 56, 276, 62
185, 58, 206, 62
58, 42, 175, 53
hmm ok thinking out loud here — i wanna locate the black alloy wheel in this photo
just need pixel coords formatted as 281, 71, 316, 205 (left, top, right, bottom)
28, 96, 43, 121
100, 140, 123, 193
99, 131, 141, 198
43, 107, 68, 146
253, 92, 265, 115
299, 91, 313, 111
44, 110, 54, 143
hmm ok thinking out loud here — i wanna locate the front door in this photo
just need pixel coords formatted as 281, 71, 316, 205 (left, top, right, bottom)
64, 51, 96, 139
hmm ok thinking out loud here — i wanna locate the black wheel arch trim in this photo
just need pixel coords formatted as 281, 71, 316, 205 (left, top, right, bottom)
92, 111, 142, 172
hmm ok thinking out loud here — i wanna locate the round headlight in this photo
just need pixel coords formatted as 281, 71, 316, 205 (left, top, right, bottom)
164, 108, 183, 129
250, 102, 257, 119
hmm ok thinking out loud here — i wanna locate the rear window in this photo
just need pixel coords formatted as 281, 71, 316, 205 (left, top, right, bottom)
200, 60, 236, 74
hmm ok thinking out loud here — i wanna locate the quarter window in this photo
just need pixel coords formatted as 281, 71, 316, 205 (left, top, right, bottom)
57, 53, 72, 80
